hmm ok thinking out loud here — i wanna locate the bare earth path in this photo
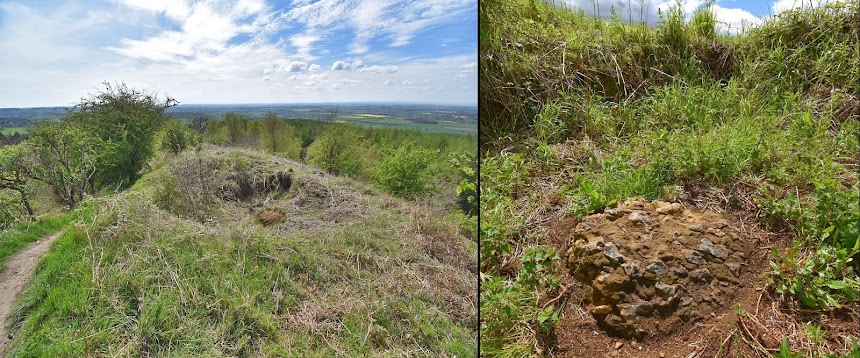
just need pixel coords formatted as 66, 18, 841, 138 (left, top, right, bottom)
0, 231, 62, 355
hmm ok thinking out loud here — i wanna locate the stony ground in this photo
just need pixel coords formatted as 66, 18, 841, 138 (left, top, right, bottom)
568, 199, 747, 338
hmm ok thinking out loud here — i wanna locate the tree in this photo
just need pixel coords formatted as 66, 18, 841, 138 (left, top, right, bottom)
305, 124, 364, 176
0, 143, 36, 216
224, 112, 248, 146
160, 119, 200, 155
67, 82, 177, 188
259, 113, 302, 160
27, 122, 106, 207
372, 142, 436, 198
203, 120, 227, 145
190, 113, 211, 134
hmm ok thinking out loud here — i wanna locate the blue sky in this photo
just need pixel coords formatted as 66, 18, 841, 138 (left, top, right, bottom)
549, 0, 844, 33
0, 0, 477, 107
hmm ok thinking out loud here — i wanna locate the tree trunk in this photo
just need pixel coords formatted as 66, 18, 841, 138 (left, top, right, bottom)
21, 195, 34, 216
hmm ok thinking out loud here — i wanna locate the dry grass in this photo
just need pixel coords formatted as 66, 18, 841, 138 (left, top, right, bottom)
7, 145, 477, 357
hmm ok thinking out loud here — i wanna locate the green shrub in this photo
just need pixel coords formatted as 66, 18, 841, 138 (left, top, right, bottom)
305, 124, 366, 177
372, 143, 435, 198
480, 246, 561, 356
159, 119, 200, 155
450, 152, 478, 216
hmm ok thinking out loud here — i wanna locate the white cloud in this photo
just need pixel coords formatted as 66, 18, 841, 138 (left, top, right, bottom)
772, 0, 845, 14
331, 83, 343, 90
549, 0, 765, 32
331, 61, 347, 70
0, 1, 477, 107
109, 1, 273, 63
289, 33, 320, 60
287, 61, 308, 72
548, 0, 662, 24
712, 5, 762, 33
114, 0, 192, 21
331, 60, 366, 71
401, 80, 414, 88
458, 62, 477, 71
283, 0, 475, 51
360, 65, 399, 73
285, 72, 328, 82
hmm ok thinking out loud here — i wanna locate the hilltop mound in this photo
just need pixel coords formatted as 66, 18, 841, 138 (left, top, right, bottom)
6, 145, 476, 357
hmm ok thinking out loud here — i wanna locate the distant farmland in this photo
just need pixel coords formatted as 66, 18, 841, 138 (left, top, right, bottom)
0, 103, 477, 135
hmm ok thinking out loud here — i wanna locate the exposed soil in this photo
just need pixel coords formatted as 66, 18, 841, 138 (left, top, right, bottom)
0, 232, 61, 355
547, 199, 782, 357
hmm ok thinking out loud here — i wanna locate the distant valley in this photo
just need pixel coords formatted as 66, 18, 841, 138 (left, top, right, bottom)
0, 103, 477, 136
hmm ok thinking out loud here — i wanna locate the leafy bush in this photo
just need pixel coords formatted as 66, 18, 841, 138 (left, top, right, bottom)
305, 124, 366, 176
372, 143, 435, 198
257, 113, 302, 161
67, 82, 177, 188
480, 246, 561, 356
770, 244, 859, 310
159, 119, 200, 155
768, 179, 859, 310
450, 152, 478, 216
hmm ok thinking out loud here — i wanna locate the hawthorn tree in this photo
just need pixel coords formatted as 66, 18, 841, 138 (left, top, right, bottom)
373, 142, 436, 198
66, 82, 178, 188
0, 143, 36, 215
160, 119, 200, 155
224, 112, 248, 146
259, 113, 302, 160
27, 122, 105, 207
305, 123, 365, 176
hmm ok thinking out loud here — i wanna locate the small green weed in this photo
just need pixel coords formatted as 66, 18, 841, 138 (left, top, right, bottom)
480, 246, 562, 356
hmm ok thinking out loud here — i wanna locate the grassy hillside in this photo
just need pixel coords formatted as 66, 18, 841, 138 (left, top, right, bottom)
480, 0, 858, 356
6, 145, 476, 357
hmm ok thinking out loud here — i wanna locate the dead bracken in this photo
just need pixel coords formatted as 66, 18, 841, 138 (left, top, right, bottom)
568, 198, 747, 338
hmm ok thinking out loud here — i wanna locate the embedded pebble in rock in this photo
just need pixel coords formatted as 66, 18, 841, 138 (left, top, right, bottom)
646, 260, 668, 276
690, 268, 712, 283
698, 238, 729, 260
622, 262, 642, 277
604, 243, 626, 264
567, 198, 745, 338
606, 207, 629, 220
656, 202, 683, 215
684, 249, 704, 265
628, 212, 654, 224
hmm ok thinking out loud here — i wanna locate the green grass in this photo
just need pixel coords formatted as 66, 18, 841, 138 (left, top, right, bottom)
0, 211, 82, 267
480, 0, 859, 356
6, 146, 476, 357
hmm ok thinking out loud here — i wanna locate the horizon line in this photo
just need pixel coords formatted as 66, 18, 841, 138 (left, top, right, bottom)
1, 101, 478, 110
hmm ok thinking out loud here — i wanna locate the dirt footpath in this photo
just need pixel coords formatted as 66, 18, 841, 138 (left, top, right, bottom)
0, 232, 61, 355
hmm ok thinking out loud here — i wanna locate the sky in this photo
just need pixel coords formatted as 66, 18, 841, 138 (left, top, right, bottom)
548, 0, 846, 33
0, 0, 477, 108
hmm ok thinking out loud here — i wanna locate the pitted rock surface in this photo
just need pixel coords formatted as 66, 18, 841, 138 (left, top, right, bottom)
567, 199, 746, 338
